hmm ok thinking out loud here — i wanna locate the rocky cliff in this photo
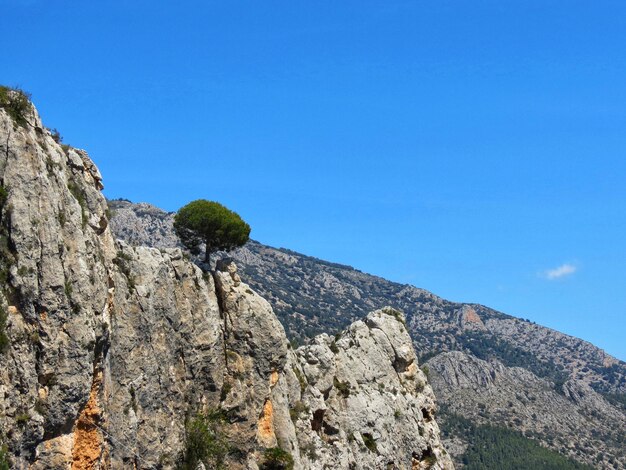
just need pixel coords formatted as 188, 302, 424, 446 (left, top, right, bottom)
0, 91, 452, 469
108, 201, 626, 469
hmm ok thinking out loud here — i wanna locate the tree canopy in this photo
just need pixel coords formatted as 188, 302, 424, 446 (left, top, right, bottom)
173, 200, 250, 263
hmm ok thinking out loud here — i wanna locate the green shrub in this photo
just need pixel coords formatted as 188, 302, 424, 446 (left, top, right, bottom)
0, 86, 32, 127
333, 377, 350, 398
362, 433, 378, 453
289, 400, 309, 422
0, 443, 10, 470
260, 447, 294, 470
49, 128, 63, 143
179, 410, 229, 470
67, 182, 88, 228
174, 199, 250, 264
64, 281, 73, 299
293, 366, 307, 393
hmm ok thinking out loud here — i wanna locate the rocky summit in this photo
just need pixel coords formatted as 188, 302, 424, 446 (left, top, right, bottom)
0, 94, 453, 468
109, 201, 626, 469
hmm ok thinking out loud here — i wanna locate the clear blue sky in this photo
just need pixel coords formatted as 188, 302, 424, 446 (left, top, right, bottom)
3, 1, 625, 360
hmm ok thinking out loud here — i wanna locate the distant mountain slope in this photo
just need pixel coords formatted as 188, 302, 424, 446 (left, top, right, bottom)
108, 199, 626, 469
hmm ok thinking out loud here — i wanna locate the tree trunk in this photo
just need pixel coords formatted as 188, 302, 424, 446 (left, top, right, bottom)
205, 243, 211, 264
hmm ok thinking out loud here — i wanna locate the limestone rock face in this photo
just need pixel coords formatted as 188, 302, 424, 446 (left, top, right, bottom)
213, 260, 300, 466
292, 308, 453, 470
105, 242, 225, 468
0, 98, 452, 468
0, 96, 116, 469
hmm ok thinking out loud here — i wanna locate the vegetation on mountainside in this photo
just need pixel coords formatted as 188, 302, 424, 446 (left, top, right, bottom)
599, 390, 626, 410
174, 200, 250, 264
178, 410, 293, 470
0, 86, 32, 128
458, 331, 569, 388
590, 361, 626, 400
259, 447, 294, 470
441, 412, 595, 470
179, 410, 230, 470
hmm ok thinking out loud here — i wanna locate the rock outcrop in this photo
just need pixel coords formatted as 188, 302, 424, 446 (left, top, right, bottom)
292, 307, 450, 469
0, 93, 452, 468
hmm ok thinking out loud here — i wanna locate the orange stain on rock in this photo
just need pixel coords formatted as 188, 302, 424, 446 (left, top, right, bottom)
71, 371, 103, 469
256, 399, 276, 447
463, 307, 481, 324
269, 370, 279, 387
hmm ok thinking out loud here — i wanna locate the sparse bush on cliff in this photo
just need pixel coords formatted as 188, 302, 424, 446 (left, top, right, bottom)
179, 410, 230, 470
259, 447, 294, 470
362, 433, 378, 453
0, 86, 32, 128
48, 128, 63, 143
67, 181, 88, 228
174, 199, 250, 264
289, 400, 309, 422
333, 376, 351, 398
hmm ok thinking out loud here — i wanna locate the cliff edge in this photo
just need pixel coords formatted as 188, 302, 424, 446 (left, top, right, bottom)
0, 92, 452, 469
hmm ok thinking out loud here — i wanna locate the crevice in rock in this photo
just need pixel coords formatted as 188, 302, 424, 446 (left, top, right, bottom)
412, 446, 436, 468
212, 268, 232, 376
322, 419, 340, 436
311, 409, 325, 433
3, 129, 10, 160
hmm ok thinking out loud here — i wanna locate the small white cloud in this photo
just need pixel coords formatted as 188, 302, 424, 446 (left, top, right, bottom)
543, 263, 577, 280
